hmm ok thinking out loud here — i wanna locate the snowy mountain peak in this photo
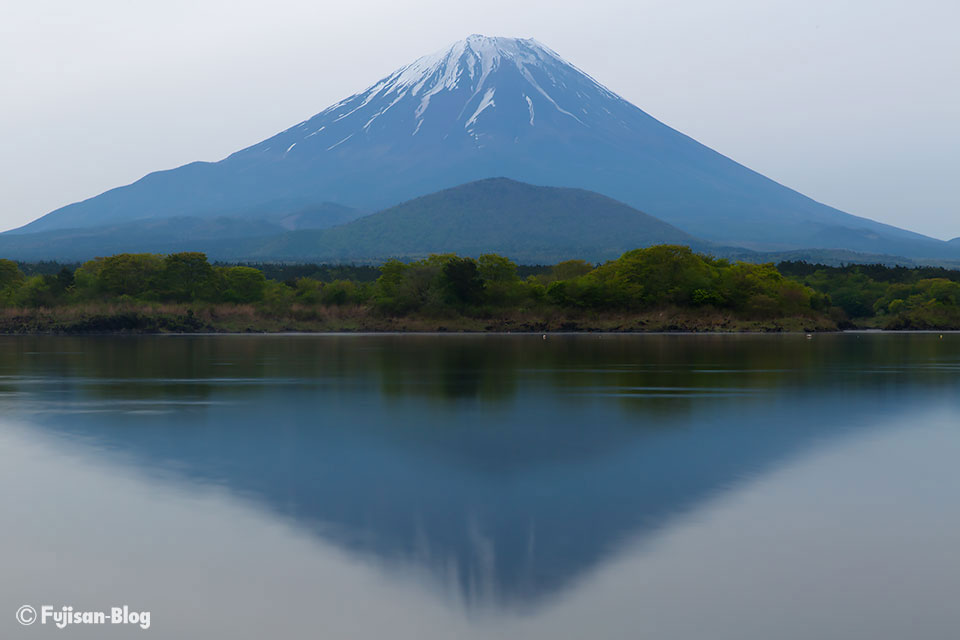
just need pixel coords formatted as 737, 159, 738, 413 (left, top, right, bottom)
250, 35, 630, 158
389, 35, 563, 94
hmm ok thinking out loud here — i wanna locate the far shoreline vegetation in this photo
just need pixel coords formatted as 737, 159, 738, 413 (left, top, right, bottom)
3, 245, 960, 334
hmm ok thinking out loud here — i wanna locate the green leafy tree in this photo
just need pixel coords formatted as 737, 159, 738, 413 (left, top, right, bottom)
478, 254, 519, 283
548, 260, 594, 283
372, 259, 409, 313
293, 278, 323, 304
0, 259, 25, 306
320, 280, 364, 306
593, 245, 719, 308
95, 253, 164, 298
927, 279, 960, 305
222, 266, 267, 303
12, 271, 78, 307
0, 259, 24, 289
442, 257, 484, 306
261, 279, 294, 312
373, 255, 452, 314
160, 252, 215, 301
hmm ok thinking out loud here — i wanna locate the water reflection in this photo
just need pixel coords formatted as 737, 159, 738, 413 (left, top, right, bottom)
0, 334, 959, 617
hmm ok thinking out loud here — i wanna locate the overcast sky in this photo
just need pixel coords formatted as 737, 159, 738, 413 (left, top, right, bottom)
2, 0, 958, 238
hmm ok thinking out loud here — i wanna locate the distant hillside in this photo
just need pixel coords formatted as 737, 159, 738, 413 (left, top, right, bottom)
0, 203, 362, 261
248, 178, 701, 263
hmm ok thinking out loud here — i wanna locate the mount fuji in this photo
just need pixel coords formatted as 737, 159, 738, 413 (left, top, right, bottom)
7, 34, 955, 260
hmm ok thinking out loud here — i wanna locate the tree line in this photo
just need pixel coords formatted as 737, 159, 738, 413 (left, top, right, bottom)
776, 260, 960, 328
3, 246, 960, 328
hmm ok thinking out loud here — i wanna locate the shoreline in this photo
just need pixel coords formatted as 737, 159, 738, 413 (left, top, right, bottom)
0, 307, 839, 335
2, 328, 956, 337
3, 302, 954, 336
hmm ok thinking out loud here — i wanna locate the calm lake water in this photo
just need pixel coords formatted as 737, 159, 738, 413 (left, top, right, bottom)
1, 334, 958, 639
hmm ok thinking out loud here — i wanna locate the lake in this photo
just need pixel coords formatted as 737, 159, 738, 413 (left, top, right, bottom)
1, 334, 958, 639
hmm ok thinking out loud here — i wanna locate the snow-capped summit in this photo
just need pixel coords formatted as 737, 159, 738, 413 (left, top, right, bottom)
14, 34, 946, 258
243, 34, 628, 156
364, 34, 619, 131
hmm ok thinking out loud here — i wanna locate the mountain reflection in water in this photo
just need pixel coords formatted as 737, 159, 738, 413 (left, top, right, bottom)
1, 334, 958, 613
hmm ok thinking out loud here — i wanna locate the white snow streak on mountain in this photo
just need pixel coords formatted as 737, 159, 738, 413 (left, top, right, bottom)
288, 34, 625, 147
465, 88, 496, 128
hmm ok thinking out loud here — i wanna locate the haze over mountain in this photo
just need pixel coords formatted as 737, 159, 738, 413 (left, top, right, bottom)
5, 34, 957, 261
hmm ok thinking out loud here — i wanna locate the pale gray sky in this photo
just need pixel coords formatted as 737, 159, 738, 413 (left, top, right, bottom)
2, 0, 958, 237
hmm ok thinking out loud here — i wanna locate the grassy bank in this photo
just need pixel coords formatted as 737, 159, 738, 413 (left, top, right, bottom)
0, 302, 838, 335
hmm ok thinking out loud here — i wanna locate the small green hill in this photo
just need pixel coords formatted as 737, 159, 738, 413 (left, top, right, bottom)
252, 178, 700, 263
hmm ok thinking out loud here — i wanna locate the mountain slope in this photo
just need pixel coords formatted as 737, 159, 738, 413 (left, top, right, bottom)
7, 34, 956, 259
250, 178, 700, 263
0, 218, 268, 261
0, 203, 363, 261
